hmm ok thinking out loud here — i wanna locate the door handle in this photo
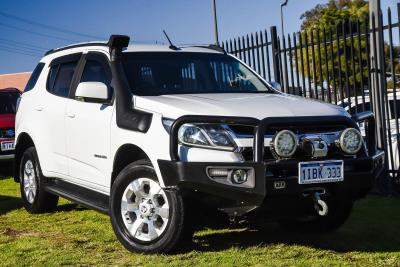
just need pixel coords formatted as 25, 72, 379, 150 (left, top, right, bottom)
67, 113, 76, 118
35, 106, 43, 111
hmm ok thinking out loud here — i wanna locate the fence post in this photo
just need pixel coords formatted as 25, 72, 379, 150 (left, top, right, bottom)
270, 26, 281, 84
370, 0, 390, 193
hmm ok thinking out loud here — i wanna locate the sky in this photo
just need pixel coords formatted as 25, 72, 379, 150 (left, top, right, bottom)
0, 0, 397, 74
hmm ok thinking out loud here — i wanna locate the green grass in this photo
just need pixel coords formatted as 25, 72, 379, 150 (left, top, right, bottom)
1, 176, 400, 266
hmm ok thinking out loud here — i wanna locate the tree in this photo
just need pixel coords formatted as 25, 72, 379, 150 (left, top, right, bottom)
294, 0, 370, 100
300, 0, 369, 30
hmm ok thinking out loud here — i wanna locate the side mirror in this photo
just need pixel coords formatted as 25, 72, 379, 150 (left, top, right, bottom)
268, 81, 282, 92
75, 82, 109, 101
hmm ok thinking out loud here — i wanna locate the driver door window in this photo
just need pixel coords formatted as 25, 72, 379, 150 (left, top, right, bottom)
77, 58, 113, 101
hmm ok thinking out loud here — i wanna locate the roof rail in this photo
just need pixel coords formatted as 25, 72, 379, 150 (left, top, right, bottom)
44, 35, 227, 56
188, 44, 226, 54
44, 42, 108, 56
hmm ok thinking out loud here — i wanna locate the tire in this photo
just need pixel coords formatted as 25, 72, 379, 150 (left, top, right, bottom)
110, 160, 190, 254
19, 147, 59, 213
278, 197, 353, 234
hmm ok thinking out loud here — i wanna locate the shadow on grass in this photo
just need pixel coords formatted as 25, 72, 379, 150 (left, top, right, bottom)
0, 195, 22, 215
0, 197, 88, 216
0, 162, 14, 179
192, 198, 400, 253
57, 203, 87, 212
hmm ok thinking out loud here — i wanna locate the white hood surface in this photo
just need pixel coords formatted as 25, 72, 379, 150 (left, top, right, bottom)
135, 93, 349, 120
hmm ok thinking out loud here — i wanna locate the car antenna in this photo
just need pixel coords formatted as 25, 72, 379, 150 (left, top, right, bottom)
163, 30, 179, 50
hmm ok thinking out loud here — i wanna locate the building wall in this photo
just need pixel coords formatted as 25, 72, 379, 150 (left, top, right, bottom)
0, 72, 31, 92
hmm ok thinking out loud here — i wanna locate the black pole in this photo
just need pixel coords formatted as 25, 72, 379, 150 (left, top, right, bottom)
270, 26, 281, 83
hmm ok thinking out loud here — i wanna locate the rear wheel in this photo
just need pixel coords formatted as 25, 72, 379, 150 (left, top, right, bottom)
110, 160, 190, 254
278, 198, 353, 233
19, 147, 58, 213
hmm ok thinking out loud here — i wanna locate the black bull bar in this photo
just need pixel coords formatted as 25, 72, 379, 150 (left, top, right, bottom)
169, 113, 377, 162
158, 112, 381, 209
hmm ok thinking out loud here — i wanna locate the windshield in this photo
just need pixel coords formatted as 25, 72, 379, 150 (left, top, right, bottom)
121, 52, 274, 96
0, 91, 19, 114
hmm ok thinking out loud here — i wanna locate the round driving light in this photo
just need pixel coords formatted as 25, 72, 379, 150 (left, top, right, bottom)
339, 128, 363, 154
273, 130, 298, 158
231, 169, 248, 184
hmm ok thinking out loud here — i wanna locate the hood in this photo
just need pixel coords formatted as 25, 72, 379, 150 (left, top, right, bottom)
0, 114, 16, 129
135, 93, 349, 120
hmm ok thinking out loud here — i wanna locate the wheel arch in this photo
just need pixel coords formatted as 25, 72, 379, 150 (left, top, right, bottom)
14, 132, 36, 182
111, 144, 151, 187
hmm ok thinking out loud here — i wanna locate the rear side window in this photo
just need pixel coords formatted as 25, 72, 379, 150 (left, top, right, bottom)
47, 65, 58, 90
24, 63, 45, 92
47, 61, 78, 98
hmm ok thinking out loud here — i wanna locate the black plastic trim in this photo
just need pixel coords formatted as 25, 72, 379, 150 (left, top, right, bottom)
49, 52, 82, 67
158, 151, 385, 208
108, 35, 153, 133
45, 179, 109, 214
45, 42, 108, 56
352, 111, 377, 154
158, 160, 266, 207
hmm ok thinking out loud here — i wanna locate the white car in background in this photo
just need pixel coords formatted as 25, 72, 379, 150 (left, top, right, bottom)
339, 92, 400, 176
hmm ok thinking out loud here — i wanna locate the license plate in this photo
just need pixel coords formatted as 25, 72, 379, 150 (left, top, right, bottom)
1, 141, 15, 151
299, 160, 344, 184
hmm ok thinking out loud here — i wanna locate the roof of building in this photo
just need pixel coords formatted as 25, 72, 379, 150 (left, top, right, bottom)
0, 72, 31, 91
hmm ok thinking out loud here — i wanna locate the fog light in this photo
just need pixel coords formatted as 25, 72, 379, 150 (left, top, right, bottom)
208, 168, 229, 177
231, 169, 248, 184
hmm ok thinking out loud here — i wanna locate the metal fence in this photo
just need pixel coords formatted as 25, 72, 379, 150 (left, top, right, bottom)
222, 4, 400, 182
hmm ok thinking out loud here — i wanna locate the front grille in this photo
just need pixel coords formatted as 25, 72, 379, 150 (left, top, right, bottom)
241, 145, 354, 162
229, 124, 347, 136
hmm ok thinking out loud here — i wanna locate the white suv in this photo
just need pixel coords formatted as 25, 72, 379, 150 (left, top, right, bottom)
15, 35, 384, 254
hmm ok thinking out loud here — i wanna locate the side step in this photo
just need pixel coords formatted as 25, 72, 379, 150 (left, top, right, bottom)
45, 179, 110, 215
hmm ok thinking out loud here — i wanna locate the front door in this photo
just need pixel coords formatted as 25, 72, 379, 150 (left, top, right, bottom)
65, 52, 114, 189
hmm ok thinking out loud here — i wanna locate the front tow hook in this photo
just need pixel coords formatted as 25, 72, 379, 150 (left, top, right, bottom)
312, 192, 328, 216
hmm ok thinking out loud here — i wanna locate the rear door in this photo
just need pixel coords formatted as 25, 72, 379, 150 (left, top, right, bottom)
65, 52, 114, 189
37, 54, 81, 177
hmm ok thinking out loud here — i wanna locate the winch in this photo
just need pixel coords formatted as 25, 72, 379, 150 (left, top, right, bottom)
300, 135, 329, 158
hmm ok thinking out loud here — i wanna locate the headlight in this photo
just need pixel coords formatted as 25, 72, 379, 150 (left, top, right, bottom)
272, 130, 298, 158
178, 124, 236, 151
339, 128, 363, 154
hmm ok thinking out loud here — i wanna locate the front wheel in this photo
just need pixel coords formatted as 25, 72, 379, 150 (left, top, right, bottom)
110, 160, 188, 254
278, 198, 354, 233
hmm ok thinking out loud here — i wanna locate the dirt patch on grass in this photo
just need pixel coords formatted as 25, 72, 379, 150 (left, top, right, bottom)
0, 228, 42, 238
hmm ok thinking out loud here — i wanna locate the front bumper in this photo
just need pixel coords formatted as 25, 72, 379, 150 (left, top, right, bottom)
159, 114, 384, 211
159, 151, 384, 208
